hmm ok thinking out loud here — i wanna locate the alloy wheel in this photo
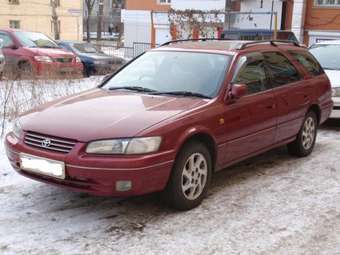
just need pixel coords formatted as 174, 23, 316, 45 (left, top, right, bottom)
181, 153, 208, 201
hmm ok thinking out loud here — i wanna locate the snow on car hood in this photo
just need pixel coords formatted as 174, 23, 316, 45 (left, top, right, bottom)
20, 88, 208, 142
325, 69, 340, 88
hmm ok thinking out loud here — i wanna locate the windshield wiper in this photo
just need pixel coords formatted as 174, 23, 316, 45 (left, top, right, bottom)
151, 91, 211, 99
108, 86, 158, 93
323, 67, 340, 71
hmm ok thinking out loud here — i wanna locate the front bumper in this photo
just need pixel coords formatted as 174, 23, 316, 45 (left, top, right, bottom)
87, 63, 121, 75
35, 61, 84, 78
5, 133, 175, 197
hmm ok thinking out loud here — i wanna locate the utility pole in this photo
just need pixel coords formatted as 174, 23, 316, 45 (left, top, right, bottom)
224, 0, 232, 31
51, 0, 60, 40
97, 0, 104, 41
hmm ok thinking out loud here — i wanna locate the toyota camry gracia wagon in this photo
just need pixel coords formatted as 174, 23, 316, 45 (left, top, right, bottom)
5, 39, 333, 210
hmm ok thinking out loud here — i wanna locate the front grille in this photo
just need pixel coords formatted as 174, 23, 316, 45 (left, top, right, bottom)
24, 132, 76, 154
54, 57, 73, 63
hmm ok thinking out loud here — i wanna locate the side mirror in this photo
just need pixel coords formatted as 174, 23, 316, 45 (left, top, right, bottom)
229, 84, 248, 100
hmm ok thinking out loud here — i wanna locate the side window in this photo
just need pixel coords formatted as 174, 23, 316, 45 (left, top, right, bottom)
263, 52, 301, 87
233, 53, 269, 95
289, 50, 324, 76
0, 33, 14, 48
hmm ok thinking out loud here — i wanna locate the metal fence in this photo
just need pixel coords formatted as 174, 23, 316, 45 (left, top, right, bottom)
92, 42, 158, 60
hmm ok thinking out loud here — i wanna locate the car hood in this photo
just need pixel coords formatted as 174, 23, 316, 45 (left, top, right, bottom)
27, 47, 75, 58
20, 89, 208, 142
325, 69, 340, 87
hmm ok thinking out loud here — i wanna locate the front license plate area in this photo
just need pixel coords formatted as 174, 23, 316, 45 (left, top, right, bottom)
20, 153, 65, 179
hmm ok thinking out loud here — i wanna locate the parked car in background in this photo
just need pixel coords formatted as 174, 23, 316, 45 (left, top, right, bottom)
5, 39, 332, 210
0, 29, 83, 79
0, 39, 5, 80
310, 41, 340, 118
57, 41, 126, 77
221, 29, 299, 43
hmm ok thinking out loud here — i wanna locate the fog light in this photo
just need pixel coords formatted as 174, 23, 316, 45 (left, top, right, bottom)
116, 181, 132, 192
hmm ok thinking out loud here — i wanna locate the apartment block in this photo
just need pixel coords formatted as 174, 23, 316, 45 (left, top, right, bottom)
0, 0, 83, 40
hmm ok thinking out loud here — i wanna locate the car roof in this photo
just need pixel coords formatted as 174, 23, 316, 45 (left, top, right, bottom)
313, 40, 340, 45
154, 39, 304, 55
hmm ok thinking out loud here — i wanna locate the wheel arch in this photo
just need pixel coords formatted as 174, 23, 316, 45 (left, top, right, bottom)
175, 128, 218, 172
308, 104, 321, 124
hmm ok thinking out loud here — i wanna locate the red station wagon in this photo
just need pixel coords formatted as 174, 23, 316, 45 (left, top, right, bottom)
4, 40, 333, 210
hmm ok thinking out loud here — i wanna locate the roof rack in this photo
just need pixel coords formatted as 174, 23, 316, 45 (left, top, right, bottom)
159, 38, 301, 50
236, 40, 301, 50
160, 38, 234, 47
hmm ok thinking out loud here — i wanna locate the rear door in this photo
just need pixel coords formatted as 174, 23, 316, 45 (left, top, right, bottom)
219, 52, 277, 165
263, 51, 310, 142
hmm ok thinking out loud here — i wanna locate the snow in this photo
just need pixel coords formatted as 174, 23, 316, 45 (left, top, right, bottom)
0, 78, 339, 254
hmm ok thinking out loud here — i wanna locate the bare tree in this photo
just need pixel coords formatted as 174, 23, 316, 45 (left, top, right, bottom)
51, 0, 60, 40
224, 0, 232, 30
85, 0, 96, 42
97, 0, 104, 41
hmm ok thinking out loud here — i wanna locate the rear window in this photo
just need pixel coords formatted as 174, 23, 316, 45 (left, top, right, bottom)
263, 52, 301, 87
289, 50, 324, 76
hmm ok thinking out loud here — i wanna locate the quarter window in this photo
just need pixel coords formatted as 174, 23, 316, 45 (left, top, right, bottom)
233, 53, 269, 95
289, 51, 324, 76
263, 52, 301, 87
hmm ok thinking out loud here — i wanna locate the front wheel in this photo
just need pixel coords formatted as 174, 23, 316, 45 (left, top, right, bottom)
288, 111, 318, 157
162, 141, 212, 211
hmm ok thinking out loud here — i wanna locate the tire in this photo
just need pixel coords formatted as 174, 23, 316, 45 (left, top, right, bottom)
162, 141, 212, 211
287, 111, 318, 157
18, 62, 33, 80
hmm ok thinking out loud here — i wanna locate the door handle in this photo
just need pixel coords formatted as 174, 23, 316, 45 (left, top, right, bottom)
265, 104, 276, 109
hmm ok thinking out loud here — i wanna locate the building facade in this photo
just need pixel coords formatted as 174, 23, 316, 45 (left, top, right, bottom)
0, 0, 83, 40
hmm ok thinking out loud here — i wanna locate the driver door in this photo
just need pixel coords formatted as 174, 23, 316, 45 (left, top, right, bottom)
218, 52, 277, 166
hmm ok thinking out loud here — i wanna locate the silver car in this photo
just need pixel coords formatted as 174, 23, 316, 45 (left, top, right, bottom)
310, 40, 340, 118
0, 39, 5, 80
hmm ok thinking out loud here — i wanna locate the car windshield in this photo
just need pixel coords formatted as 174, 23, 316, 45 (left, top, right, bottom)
103, 51, 231, 98
310, 44, 340, 70
73, 43, 98, 53
14, 31, 59, 48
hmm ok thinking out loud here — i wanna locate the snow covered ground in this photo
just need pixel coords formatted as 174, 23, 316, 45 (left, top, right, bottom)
0, 78, 339, 255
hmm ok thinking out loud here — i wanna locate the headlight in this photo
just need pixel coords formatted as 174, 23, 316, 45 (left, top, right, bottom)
86, 137, 162, 155
12, 119, 23, 138
34, 56, 53, 63
75, 56, 82, 63
332, 87, 340, 97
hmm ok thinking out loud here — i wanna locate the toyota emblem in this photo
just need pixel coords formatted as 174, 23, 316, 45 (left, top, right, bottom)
41, 139, 51, 148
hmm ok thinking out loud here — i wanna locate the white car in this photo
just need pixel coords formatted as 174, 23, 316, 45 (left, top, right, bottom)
310, 40, 340, 118
0, 39, 4, 80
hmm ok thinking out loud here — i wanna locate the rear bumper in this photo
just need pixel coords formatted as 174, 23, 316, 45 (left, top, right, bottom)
4, 133, 175, 197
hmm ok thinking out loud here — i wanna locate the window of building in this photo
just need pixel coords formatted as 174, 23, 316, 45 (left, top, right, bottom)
9, 20, 20, 29
158, 0, 171, 4
315, 0, 340, 7
8, 0, 19, 5
263, 52, 301, 87
289, 51, 324, 76
50, 0, 60, 7
233, 53, 270, 95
